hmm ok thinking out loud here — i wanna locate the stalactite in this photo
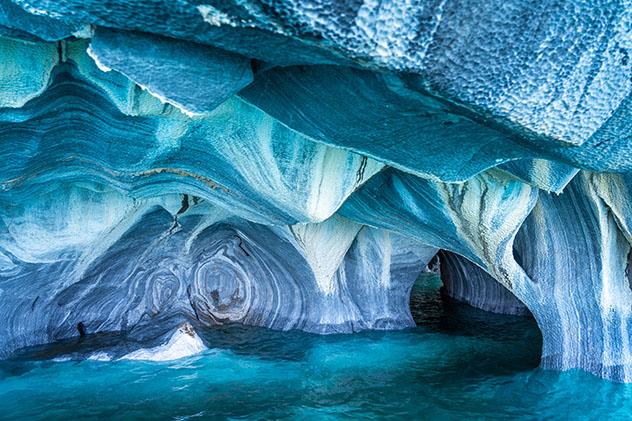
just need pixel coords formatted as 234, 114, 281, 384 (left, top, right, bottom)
0, 0, 629, 383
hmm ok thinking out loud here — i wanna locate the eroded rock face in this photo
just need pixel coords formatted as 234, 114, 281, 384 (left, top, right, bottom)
0, 183, 433, 357
0, 0, 630, 380
512, 174, 632, 382
438, 251, 529, 317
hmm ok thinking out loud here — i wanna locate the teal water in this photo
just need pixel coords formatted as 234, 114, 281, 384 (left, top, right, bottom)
1, 274, 630, 419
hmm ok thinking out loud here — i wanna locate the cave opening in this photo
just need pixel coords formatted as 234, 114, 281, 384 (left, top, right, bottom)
408, 251, 543, 376
2, 245, 624, 419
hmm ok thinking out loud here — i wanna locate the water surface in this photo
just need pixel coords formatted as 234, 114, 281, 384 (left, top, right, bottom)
1, 274, 629, 419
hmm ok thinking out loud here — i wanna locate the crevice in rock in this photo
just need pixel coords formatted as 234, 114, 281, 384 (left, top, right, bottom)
437, 250, 530, 317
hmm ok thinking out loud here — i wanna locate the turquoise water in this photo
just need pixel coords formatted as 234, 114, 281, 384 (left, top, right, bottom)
1, 274, 631, 419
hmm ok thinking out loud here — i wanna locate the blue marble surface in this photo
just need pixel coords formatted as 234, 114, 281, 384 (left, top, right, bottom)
2, 276, 631, 419
0, 0, 630, 389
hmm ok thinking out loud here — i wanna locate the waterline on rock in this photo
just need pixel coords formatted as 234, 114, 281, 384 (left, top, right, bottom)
6, 274, 615, 419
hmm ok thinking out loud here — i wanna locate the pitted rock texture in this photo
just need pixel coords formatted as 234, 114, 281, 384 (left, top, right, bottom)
0, 0, 630, 381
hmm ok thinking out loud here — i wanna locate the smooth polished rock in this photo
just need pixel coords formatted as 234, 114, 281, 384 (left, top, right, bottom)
512, 174, 632, 382
0, 56, 382, 225
439, 251, 529, 316
90, 28, 254, 115
0, 35, 57, 108
121, 323, 207, 362
0, 0, 630, 384
0, 183, 434, 357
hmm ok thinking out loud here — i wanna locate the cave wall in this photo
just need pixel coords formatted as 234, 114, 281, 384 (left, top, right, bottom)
0, 183, 435, 357
0, 0, 630, 381
438, 251, 529, 316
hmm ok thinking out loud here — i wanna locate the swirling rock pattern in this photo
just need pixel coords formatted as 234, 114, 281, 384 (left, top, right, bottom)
439, 251, 529, 316
0, 0, 630, 381
512, 174, 632, 381
0, 183, 434, 357
0, 44, 382, 224
341, 168, 632, 381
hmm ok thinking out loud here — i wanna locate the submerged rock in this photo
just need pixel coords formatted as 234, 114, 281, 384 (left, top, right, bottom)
0, 0, 630, 382
121, 323, 207, 362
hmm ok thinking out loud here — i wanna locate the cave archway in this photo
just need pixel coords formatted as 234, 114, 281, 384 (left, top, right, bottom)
437, 250, 531, 317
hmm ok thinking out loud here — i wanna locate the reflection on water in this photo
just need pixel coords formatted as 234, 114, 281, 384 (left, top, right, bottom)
1, 273, 629, 419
